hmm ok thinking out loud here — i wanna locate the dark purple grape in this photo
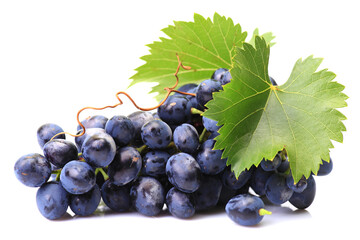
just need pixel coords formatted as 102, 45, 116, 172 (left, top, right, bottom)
166, 153, 202, 193
196, 79, 223, 108
101, 179, 131, 212
14, 153, 51, 187
36, 181, 69, 220
166, 187, 195, 219
107, 147, 142, 186
196, 139, 226, 175
260, 153, 282, 171
222, 167, 253, 190
249, 167, 273, 196
265, 173, 294, 205
202, 116, 221, 133
105, 115, 135, 147
157, 95, 189, 125
226, 194, 270, 226
77, 115, 108, 130
81, 131, 116, 168
141, 119, 172, 149
142, 150, 170, 177
192, 175, 222, 211
128, 111, 154, 143
43, 139, 78, 168
175, 83, 198, 94
317, 158, 333, 176
289, 175, 316, 209
173, 123, 199, 154
286, 174, 308, 193
130, 176, 165, 216
75, 128, 105, 151
211, 68, 228, 81
270, 76, 277, 86
60, 160, 96, 194
37, 123, 65, 148
70, 185, 101, 216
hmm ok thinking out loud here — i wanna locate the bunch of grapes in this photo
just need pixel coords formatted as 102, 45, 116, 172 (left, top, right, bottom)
14, 68, 333, 226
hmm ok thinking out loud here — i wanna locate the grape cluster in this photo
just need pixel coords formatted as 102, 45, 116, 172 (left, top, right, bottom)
14, 68, 333, 226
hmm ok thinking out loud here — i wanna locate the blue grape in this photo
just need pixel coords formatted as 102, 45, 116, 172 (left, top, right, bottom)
196, 139, 226, 175
265, 173, 294, 205
166, 187, 195, 219
60, 160, 96, 194
249, 167, 273, 196
157, 95, 189, 125
173, 123, 199, 154
36, 181, 69, 220
77, 115, 108, 130
192, 175, 222, 211
196, 79, 223, 108
101, 179, 131, 212
166, 153, 202, 193
175, 83, 198, 94
128, 111, 154, 143
211, 68, 228, 81
270, 76, 277, 86
222, 167, 253, 190
141, 119, 172, 149
43, 139, 78, 168
289, 175, 316, 209
226, 194, 269, 226
260, 153, 282, 171
105, 115, 135, 147
37, 123, 65, 148
81, 131, 116, 167
14, 153, 51, 187
317, 158, 333, 176
130, 176, 165, 216
286, 174, 307, 193
70, 185, 101, 216
220, 71, 232, 85
202, 116, 221, 133
142, 150, 170, 177
107, 146, 142, 186
75, 128, 105, 151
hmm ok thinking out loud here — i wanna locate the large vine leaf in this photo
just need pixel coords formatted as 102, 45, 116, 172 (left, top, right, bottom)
130, 13, 274, 101
203, 36, 347, 183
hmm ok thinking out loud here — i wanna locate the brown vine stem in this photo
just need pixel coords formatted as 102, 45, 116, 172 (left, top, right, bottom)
50, 54, 193, 141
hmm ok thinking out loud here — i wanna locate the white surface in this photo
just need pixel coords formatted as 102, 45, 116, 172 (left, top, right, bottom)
1, 0, 359, 239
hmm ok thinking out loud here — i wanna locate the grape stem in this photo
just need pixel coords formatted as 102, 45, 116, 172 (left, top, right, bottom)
95, 168, 109, 181
258, 208, 272, 216
50, 53, 192, 141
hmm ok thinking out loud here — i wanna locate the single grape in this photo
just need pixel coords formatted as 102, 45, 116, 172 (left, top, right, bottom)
75, 128, 105, 151
101, 179, 131, 212
249, 167, 273, 196
220, 71, 232, 85
43, 139, 78, 168
265, 173, 294, 205
128, 111, 154, 143
157, 95, 189, 125
107, 146, 142, 186
173, 123, 199, 154
166, 152, 202, 193
105, 115, 135, 147
81, 131, 116, 167
222, 167, 253, 190
211, 68, 228, 81
175, 83, 198, 94
36, 181, 69, 220
70, 185, 101, 216
270, 76, 278, 86
77, 115, 108, 130
37, 123, 65, 148
317, 158, 333, 176
202, 116, 221, 133
196, 139, 226, 175
142, 150, 170, 177
286, 174, 308, 193
14, 153, 51, 187
260, 153, 282, 171
196, 79, 223, 108
166, 187, 195, 219
60, 160, 96, 194
225, 194, 271, 226
130, 176, 165, 216
141, 119, 172, 149
289, 175, 316, 209
192, 175, 222, 211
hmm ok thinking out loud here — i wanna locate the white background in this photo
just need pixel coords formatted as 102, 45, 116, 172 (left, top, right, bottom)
1, 0, 359, 239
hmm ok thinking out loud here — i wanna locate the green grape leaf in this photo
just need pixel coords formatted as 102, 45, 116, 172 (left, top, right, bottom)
203, 36, 347, 183
130, 13, 274, 101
